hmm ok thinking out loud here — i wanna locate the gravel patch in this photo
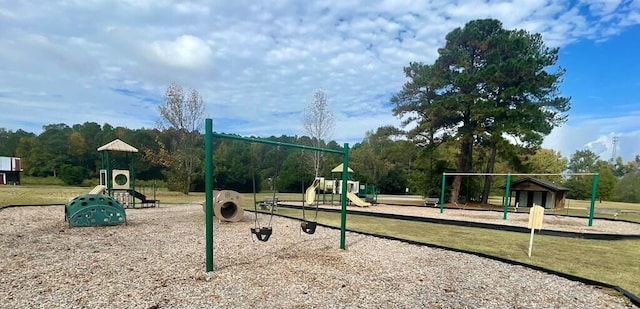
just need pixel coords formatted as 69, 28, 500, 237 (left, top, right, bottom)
307, 203, 640, 235
0, 204, 635, 308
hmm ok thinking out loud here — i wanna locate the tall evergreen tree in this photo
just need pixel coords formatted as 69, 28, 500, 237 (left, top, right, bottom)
392, 19, 570, 203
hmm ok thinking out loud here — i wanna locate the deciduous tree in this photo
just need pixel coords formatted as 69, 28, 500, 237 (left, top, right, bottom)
564, 149, 617, 200
155, 83, 206, 194
303, 90, 335, 178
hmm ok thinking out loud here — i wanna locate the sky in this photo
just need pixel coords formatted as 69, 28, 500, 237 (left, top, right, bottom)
0, 0, 639, 162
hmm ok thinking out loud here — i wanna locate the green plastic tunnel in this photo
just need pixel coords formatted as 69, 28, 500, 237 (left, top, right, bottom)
65, 194, 127, 227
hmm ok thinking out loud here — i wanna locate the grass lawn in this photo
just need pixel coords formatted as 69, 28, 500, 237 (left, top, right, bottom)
0, 185, 206, 206
249, 207, 640, 297
2, 186, 639, 297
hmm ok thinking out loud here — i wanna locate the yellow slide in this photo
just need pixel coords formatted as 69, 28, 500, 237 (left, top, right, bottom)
69, 185, 107, 202
347, 192, 371, 207
305, 180, 319, 205
89, 185, 107, 194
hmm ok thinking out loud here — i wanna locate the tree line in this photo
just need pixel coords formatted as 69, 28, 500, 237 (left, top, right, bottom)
0, 123, 638, 202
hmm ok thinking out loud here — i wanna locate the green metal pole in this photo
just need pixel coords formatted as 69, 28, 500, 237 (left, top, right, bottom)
340, 143, 349, 250
205, 119, 214, 272
106, 152, 112, 196
503, 173, 511, 220
439, 172, 446, 213
131, 154, 136, 209
588, 173, 599, 227
212, 132, 343, 154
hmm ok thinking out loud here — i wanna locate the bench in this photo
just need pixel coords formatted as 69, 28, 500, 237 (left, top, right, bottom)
260, 196, 279, 210
591, 207, 620, 217
424, 198, 440, 207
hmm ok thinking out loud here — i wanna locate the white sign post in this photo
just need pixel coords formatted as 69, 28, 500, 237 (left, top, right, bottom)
527, 204, 545, 257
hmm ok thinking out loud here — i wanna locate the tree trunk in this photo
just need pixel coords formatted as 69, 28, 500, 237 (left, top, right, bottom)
481, 142, 497, 204
450, 139, 471, 203
314, 151, 321, 178
183, 133, 192, 195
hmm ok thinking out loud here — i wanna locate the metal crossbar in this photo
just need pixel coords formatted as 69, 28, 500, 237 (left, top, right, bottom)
211, 132, 343, 154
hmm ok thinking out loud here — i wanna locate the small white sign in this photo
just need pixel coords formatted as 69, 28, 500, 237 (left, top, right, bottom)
528, 205, 545, 230
528, 204, 545, 257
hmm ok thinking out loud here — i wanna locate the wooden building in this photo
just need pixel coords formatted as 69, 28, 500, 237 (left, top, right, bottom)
0, 156, 23, 185
503, 177, 569, 209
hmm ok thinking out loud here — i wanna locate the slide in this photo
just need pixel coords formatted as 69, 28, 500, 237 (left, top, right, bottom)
130, 189, 159, 207
69, 185, 107, 202
305, 180, 320, 205
88, 185, 107, 194
347, 192, 371, 207
131, 189, 147, 202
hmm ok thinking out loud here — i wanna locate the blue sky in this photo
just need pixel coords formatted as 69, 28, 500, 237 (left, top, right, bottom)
0, 1, 639, 162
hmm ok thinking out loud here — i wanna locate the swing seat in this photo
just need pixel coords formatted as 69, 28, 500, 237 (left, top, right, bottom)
300, 221, 317, 235
251, 227, 273, 242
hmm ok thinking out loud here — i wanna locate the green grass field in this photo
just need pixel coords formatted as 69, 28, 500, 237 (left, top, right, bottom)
248, 207, 640, 297
1, 185, 639, 296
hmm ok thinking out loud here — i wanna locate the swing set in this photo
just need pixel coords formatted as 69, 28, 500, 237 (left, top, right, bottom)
438, 172, 600, 226
247, 147, 320, 241
204, 118, 350, 272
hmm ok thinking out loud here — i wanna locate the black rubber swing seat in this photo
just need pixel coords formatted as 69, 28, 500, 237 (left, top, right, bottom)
300, 221, 317, 235
251, 227, 273, 242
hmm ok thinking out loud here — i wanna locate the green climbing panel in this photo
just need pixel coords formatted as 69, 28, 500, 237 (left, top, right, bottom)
66, 194, 127, 227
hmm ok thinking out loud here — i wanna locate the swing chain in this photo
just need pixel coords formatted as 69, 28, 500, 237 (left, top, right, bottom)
249, 144, 281, 242
301, 150, 320, 235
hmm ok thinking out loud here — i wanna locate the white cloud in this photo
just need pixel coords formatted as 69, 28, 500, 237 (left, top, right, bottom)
148, 35, 213, 69
0, 0, 639, 162
542, 111, 640, 161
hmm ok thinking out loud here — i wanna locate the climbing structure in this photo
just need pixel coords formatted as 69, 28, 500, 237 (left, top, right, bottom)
97, 139, 158, 208
65, 194, 126, 227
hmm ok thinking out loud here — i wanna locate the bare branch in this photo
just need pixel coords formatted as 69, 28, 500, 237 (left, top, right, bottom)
303, 90, 335, 178
157, 82, 206, 194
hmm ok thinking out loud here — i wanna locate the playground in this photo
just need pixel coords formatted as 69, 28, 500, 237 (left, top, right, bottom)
0, 203, 633, 308
0, 120, 638, 308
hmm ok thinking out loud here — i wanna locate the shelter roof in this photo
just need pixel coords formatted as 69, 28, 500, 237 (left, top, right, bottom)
97, 139, 139, 153
331, 163, 354, 173
502, 177, 569, 192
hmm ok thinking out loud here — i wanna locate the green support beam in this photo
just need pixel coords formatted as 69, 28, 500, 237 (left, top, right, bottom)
588, 172, 599, 227
503, 172, 511, 220
105, 152, 112, 195
211, 132, 343, 154
205, 119, 214, 272
340, 143, 349, 250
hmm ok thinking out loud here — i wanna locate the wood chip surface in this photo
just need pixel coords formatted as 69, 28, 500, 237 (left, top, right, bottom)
0, 204, 636, 308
